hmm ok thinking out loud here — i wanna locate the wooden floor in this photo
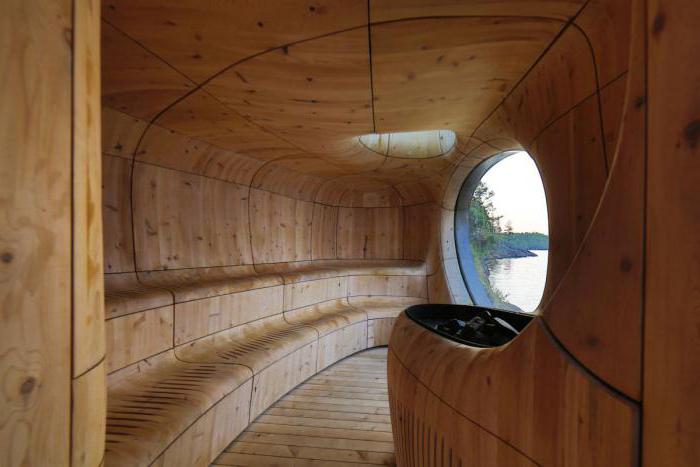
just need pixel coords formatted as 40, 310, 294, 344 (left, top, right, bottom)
212, 348, 395, 466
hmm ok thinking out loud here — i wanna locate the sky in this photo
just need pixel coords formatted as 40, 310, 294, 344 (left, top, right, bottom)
480, 151, 549, 235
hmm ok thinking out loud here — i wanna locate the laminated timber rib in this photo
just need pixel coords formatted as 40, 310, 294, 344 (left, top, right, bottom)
1, 0, 699, 467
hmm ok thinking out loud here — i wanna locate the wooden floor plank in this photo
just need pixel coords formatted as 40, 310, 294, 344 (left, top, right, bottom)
213, 348, 396, 466
256, 414, 392, 432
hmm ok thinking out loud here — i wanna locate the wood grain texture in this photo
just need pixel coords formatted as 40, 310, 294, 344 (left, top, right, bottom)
72, 362, 107, 467
106, 352, 252, 466
249, 189, 314, 263
105, 305, 174, 372
389, 314, 639, 466
644, 0, 700, 464
7, 0, 682, 463
133, 163, 253, 270
337, 208, 404, 259
370, 0, 584, 22
371, 16, 563, 133
542, 0, 645, 400
213, 348, 395, 467
2, 1, 83, 465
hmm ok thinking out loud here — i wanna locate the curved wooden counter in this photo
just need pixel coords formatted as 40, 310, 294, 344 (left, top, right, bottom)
388, 313, 639, 466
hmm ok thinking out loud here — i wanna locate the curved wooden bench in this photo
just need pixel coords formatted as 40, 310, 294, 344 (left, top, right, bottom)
106, 351, 252, 466
103, 260, 426, 466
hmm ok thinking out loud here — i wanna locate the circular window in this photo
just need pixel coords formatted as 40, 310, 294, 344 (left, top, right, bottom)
455, 151, 549, 312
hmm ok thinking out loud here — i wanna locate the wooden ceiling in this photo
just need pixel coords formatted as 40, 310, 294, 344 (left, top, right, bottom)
101, 0, 584, 200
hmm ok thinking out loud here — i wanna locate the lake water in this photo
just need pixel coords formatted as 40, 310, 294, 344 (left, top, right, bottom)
487, 250, 548, 312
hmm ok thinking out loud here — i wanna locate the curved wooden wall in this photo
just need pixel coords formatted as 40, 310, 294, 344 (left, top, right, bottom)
3, 0, 699, 465
1, 1, 105, 466
396, 0, 649, 465
439, 0, 640, 396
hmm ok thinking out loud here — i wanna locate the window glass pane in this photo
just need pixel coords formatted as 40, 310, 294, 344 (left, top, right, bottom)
456, 152, 548, 312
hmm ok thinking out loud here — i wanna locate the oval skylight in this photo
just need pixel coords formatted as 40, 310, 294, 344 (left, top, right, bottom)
359, 130, 456, 159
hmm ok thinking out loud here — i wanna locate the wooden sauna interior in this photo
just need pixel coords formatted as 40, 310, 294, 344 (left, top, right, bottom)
2, 0, 699, 465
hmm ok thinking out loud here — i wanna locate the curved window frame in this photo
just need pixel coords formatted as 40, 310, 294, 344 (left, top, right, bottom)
454, 151, 543, 309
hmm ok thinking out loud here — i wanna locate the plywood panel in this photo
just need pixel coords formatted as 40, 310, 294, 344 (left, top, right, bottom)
104, 272, 172, 319
391, 364, 536, 467
155, 89, 305, 163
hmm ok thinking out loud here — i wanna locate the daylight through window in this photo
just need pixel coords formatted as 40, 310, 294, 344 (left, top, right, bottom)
455, 152, 549, 312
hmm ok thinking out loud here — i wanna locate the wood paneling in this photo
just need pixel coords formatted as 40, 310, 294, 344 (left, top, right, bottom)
106, 352, 251, 466
102, 0, 367, 83
105, 305, 174, 372
317, 322, 368, 370
645, 0, 700, 464
174, 286, 283, 345
72, 362, 107, 467
403, 203, 439, 261
137, 123, 263, 186
348, 275, 427, 298
7, 0, 679, 464
133, 163, 252, 270
390, 315, 639, 466
158, 380, 252, 467
2, 0, 93, 465
337, 207, 404, 259
370, 0, 584, 22
102, 154, 134, 273
368, 318, 396, 347
101, 20, 193, 121
73, 0, 106, 379
205, 28, 373, 153
311, 204, 339, 260
372, 17, 563, 133
542, 2, 645, 399
283, 277, 347, 311
249, 189, 314, 263
250, 343, 318, 419
390, 362, 536, 467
